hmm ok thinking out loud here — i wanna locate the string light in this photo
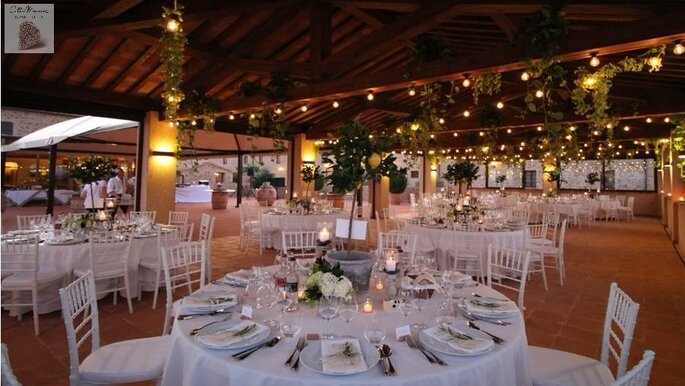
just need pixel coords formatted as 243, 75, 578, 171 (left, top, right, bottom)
589, 53, 600, 67
664, 117, 671, 123
229, 114, 235, 120
462, 75, 471, 88
479, 131, 485, 136
675, 42, 685, 55
274, 107, 282, 115
453, 132, 458, 137
496, 101, 504, 109
249, 113, 256, 119
646, 117, 652, 123
366, 91, 374, 101
463, 110, 470, 117
536, 126, 543, 132
535, 89, 544, 98
506, 128, 512, 134
647, 56, 663, 71
569, 126, 576, 131
300, 105, 308, 112
623, 125, 630, 131
521, 71, 530, 81
408, 87, 416, 96
438, 118, 445, 124
190, 119, 197, 126
332, 101, 339, 108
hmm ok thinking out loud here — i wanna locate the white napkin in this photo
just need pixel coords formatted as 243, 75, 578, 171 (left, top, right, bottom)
225, 269, 254, 284
182, 292, 237, 311
465, 297, 518, 315
196, 321, 266, 348
321, 338, 367, 374
424, 325, 493, 354
400, 274, 439, 290
449, 271, 474, 284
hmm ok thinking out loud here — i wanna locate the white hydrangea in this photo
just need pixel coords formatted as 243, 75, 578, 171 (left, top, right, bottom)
333, 276, 353, 301
319, 272, 338, 298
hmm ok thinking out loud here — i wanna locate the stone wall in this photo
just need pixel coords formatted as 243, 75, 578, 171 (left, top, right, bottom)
2, 108, 76, 137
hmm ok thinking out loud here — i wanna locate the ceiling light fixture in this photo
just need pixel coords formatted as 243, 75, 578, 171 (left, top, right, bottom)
332, 101, 339, 108
589, 53, 600, 67
521, 71, 530, 81
675, 42, 685, 55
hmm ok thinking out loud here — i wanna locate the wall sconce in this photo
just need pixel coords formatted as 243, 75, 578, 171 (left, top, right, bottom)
430, 165, 438, 172
302, 160, 315, 165
151, 150, 175, 157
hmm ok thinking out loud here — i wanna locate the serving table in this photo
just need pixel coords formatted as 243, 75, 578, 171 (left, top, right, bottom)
161, 280, 530, 386
5, 189, 74, 206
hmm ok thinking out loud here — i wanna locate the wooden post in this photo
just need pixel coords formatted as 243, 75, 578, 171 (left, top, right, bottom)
46, 145, 57, 215
236, 152, 243, 207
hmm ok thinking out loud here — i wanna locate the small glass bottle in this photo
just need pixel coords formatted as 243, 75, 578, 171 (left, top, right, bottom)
284, 255, 299, 311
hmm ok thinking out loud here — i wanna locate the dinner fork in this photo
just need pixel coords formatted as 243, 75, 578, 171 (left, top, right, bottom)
408, 336, 447, 366
190, 316, 232, 336
460, 308, 511, 326
467, 321, 505, 344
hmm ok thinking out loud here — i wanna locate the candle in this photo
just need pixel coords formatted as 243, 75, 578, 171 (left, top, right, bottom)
596, 189, 601, 193
318, 228, 331, 242
375, 280, 384, 291
363, 299, 373, 313
293, 192, 298, 198
385, 256, 397, 272
98, 211, 108, 221
107, 200, 115, 208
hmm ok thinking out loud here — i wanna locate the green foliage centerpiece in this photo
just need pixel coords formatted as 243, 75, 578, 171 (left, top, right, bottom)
443, 161, 480, 196
301, 257, 353, 303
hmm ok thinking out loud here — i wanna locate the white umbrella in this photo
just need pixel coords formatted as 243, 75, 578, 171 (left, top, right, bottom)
1, 115, 138, 152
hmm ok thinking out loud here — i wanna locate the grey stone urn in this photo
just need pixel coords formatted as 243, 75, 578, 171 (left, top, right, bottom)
325, 251, 374, 291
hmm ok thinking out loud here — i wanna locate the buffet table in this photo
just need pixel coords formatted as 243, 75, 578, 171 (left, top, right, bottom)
175, 185, 213, 203
5, 189, 74, 206
404, 224, 525, 270
161, 281, 531, 386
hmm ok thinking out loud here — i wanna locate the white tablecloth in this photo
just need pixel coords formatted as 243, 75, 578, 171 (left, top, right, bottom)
4, 189, 74, 206
161, 282, 531, 386
404, 224, 525, 270
18, 235, 161, 314
175, 185, 213, 203
261, 213, 345, 249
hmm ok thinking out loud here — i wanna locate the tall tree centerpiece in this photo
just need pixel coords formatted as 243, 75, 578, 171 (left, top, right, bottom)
443, 161, 480, 196
66, 155, 117, 211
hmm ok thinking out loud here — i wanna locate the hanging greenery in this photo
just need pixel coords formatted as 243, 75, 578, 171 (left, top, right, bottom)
160, 5, 186, 123
571, 46, 665, 132
406, 34, 451, 75
479, 105, 504, 128
514, 0, 567, 60
671, 115, 685, 151
471, 73, 502, 105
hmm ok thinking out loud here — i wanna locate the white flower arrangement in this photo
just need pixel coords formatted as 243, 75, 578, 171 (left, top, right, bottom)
303, 271, 353, 302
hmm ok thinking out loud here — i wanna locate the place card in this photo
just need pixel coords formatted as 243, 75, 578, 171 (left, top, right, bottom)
240, 304, 253, 320
395, 325, 411, 341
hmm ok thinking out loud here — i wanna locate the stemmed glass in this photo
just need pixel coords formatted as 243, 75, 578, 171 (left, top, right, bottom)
398, 290, 417, 320
411, 288, 429, 328
255, 281, 280, 328
338, 296, 359, 335
318, 296, 339, 339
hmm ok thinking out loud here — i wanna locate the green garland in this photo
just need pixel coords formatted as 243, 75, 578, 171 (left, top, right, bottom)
571, 46, 665, 133
471, 73, 502, 106
160, 6, 186, 122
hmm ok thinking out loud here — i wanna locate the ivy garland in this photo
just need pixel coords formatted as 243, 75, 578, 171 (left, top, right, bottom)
671, 115, 685, 151
160, 6, 186, 123
571, 46, 665, 132
471, 73, 502, 106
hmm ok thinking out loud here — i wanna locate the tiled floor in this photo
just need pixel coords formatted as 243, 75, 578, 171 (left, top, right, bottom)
2, 202, 684, 385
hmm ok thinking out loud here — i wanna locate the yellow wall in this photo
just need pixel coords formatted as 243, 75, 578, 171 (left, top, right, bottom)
139, 111, 176, 221
292, 134, 316, 198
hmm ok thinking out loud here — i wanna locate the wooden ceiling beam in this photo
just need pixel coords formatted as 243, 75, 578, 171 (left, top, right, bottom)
490, 13, 517, 40
310, 0, 333, 80
335, 2, 385, 28
58, 36, 100, 84
105, 46, 156, 91
321, 3, 466, 78
91, 0, 144, 20
219, 11, 685, 114
55, 0, 304, 39
80, 38, 130, 87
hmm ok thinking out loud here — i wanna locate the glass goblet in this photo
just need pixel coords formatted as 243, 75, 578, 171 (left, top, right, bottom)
364, 317, 386, 345
318, 297, 339, 339
338, 297, 359, 335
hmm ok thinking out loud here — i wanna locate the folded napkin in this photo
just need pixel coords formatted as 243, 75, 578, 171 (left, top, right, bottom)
225, 269, 254, 284
196, 321, 266, 349
465, 297, 518, 315
423, 325, 493, 354
321, 338, 367, 374
183, 292, 237, 311
449, 271, 474, 284
401, 274, 439, 290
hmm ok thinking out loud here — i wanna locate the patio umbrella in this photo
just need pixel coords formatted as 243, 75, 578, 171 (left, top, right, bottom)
1, 115, 138, 152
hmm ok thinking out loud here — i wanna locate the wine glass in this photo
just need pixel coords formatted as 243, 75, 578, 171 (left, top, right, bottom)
398, 290, 417, 320
318, 297, 339, 339
411, 288, 429, 329
364, 316, 386, 345
434, 301, 456, 326
338, 296, 359, 335
279, 311, 302, 338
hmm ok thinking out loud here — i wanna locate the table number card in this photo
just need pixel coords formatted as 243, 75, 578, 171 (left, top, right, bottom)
395, 325, 411, 341
240, 304, 253, 320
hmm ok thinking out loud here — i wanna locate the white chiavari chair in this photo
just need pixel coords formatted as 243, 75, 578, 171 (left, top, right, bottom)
618, 197, 635, 221
612, 350, 655, 386
138, 226, 181, 309
167, 211, 189, 226
450, 232, 485, 282
16, 214, 51, 230
486, 244, 531, 309
377, 232, 417, 262
161, 242, 207, 335
199, 214, 216, 278
529, 220, 567, 286
130, 211, 156, 224
1, 343, 21, 386
281, 231, 319, 259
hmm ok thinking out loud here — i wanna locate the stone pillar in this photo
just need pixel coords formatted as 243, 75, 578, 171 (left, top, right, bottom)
370, 176, 390, 218
422, 156, 437, 196
139, 111, 176, 222
292, 133, 316, 199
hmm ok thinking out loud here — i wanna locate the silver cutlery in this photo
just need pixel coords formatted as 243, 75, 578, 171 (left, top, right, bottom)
284, 337, 305, 367
467, 321, 505, 344
177, 309, 231, 320
406, 336, 436, 365
472, 293, 508, 302
380, 344, 397, 375
460, 308, 511, 326
190, 316, 232, 336
291, 341, 306, 371
408, 336, 447, 366
232, 336, 282, 360
376, 346, 391, 375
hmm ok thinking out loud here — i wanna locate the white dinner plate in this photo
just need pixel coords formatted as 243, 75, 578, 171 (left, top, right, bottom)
463, 298, 519, 318
182, 292, 238, 312
44, 238, 82, 245
299, 339, 380, 376
194, 321, 271, 350
420, 326, 495, 356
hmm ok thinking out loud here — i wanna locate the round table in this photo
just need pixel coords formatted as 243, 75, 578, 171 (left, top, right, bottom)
403, 224, 526, 271
161, 282, 531, 386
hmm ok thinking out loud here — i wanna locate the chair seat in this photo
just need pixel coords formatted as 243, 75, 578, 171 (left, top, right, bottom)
529, 245, 560, 256
529, 238, 553, 246
2, 270, 64, 287
74, 264, 126, 280
529, 346, 615, 386
80, 336, 171, 384
139, 259, 159, 270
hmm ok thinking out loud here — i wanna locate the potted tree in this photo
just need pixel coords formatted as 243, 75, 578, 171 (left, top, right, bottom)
585, 172, 600, 193
66, 155, 116, 213
389, 168, 408, 205
322, 117, 400, 290
443, 161, 480, 196
300, 164, 321, 200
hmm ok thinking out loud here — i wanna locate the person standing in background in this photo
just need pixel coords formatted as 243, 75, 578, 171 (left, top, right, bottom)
81, 179, 106, 212
107, 168, 128, 217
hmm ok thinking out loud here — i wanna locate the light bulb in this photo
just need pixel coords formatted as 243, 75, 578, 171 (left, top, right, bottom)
496, 101, 504, 109
521, 71, 530, 81
249, 113, 256, 119
301, 105, 308, 112
664, 117, 671, 123
332, 101, 339, 108
463, 110, 470, 117
408, 88, 416, 96
623, 126, 630, 131
675, 43, 685, 55
589, 54, 600, 67
646, 117, 652, 123
462, 78, 471, 87
537, 126, 543, 132
191, 120, 197, 126
229, 114, 235, 120
479, 131, 484, 136
535, 89, 544, 98
506, 128, 512, 134
593, 130, 599, 135
166, 19, 179, 32
453, 132, 458, 137
274, 108, 282, 115
439, 118, 445, 124
569, 126, 576, 131
582, 75, 597, 89
647, 56, 662, 70
367, 92, 374, 101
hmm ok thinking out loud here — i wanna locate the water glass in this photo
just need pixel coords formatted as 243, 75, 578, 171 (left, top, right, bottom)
318, 297, 339, 339
279, 312, 302, 338
434, 301, 457, 326
364, 317, 386, 345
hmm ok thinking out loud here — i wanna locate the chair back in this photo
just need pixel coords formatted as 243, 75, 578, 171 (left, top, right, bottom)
1, 344, 22, 386
88, 231, 132, 274
626, 197, 635, 209
1, 236, 40, 282
486, 244, 531, 309
509, 209, 530, 225
612, 350, 655, 386
59, 271, 101, 386
378, 232, 417, 260
157, 225, 182, 258
451, 231, 484, 267
542, 212, 560, 244
168, 211, 189, 226
168, 222, 194, 242
556, 220, 568, 251
601, 282, 640, 377
161, 242, 207, 334
281, 231, 318, 259
615, 195, 626, 206
199, 213, 215, 247
16, 214, 51, 230
525, 223, 549, 247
